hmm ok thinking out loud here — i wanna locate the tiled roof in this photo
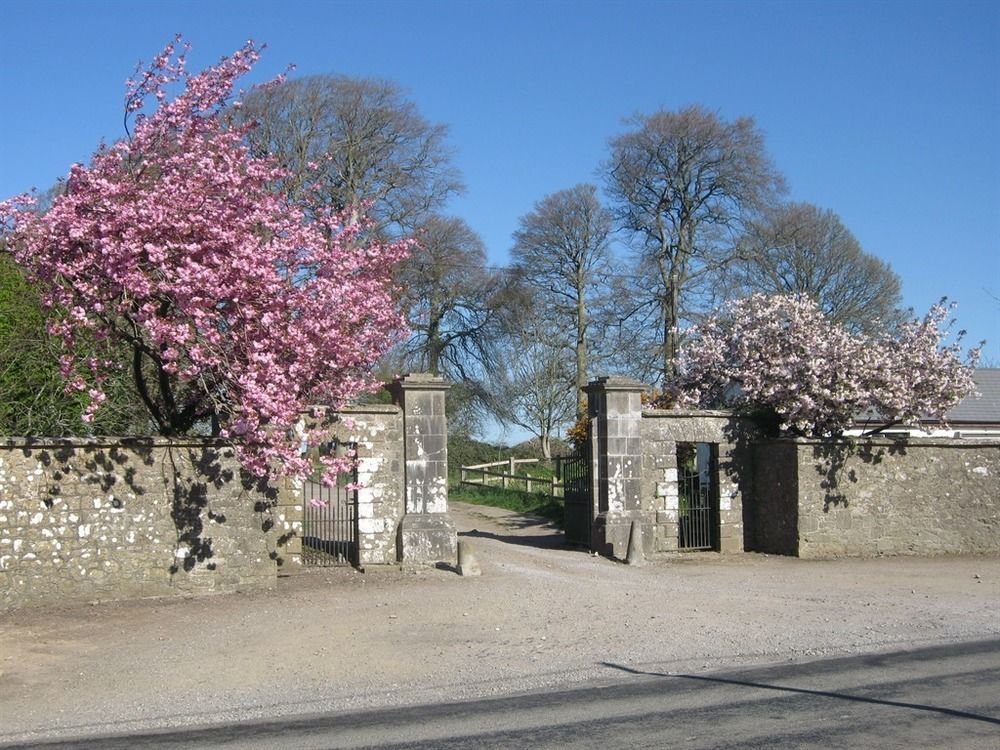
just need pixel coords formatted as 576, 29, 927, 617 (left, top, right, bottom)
853, 368, 1000, 426
948, 368, 1000, 424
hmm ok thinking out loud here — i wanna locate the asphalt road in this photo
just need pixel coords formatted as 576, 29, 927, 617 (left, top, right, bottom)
4, 639, 998, 750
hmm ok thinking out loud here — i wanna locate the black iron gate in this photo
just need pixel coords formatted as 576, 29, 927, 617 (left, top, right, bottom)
677, 443, 718, 551
301, 477, 358, 567
562, 453, 592, 547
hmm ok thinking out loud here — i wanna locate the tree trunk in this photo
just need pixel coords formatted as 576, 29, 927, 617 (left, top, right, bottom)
657, 249, 678, 386
575, 274, 588, 415
663, 267, 679, 384
426, 302, 442, 375
539, 429, 552, 460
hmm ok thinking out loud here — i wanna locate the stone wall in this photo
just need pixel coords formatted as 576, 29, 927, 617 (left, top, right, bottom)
1, 374, 457, 611
579, 377, 756, 557
1, 438, 281, 611
275, 377, 456, 571
389, 374, 458, 566
581, 375, 999, 559
274, 404, 406, 569
753, 438, 1000, 557
641, 411, 757, 554
748, 440, 799, 555
585, 377, 644, 557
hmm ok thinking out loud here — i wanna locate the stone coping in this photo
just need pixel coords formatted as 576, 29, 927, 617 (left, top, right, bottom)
584, 376, 647, 392
308, 403, 401, 415
757, 436, 1000, 448
0, 404, 403, 448
0, 435, 232, 448
387, 373, 451, 391
641, 409, 737, 418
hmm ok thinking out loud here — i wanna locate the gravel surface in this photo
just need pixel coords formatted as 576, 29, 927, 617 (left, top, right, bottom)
1, 501, 998, 744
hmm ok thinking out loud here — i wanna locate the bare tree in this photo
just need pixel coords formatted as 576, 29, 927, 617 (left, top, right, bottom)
511, 184, 614, 409
237, 75, 463, 234
397, 215, 511, 394
734, 202, 903, 333
237, 74, 496, 424
491, 318, 576, 459
604, 106, 785, 384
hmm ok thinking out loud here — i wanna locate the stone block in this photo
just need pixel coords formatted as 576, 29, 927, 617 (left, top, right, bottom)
719, 536, 741, 554
397, 512, 457, 565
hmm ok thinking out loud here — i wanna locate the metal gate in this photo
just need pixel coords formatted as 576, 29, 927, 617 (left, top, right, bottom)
562, 453, 592, 547
677, 443, 717, 551
301, 477, 358, 567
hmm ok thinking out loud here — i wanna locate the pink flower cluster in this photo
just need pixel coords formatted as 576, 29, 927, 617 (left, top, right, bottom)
668, 294, 981, 436
0, 38, 409, 483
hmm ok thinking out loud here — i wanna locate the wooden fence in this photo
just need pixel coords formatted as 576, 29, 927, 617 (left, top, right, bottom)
459, 457, 568, 496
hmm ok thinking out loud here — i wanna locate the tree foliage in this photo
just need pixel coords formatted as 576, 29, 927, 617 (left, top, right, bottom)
489, 313, 577, 459
237, 74, 462, 235
236, 71, 494, 431
0, 253, 149, 435
0, 38, 408, 483
393, 215, 515, 432
735, 202, 903, 333
668, 294, 981, 436
396, 215, 507, 380
605, 106, 785, 384
511, 184, 614, 408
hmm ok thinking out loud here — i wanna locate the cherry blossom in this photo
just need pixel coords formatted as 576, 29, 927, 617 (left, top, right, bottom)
0, 38, 409, 483
665, 294, 981, 436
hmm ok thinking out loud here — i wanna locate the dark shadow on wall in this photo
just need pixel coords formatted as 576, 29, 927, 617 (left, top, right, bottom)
811, 438, 908, 513
165, 445, 282, 575
164, 445, 231, 574
19, 436, 154, 510
16, 437, 283, 579
242, 467, 287, 567
720, 418, 762, 551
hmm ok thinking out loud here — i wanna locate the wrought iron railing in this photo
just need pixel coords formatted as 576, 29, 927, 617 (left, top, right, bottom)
301, 478, 358, 566
677, 467, 713, 550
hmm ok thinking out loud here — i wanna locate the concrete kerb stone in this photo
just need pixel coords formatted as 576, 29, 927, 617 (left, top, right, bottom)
457, 538, 482, 576
625, 520, 645, 566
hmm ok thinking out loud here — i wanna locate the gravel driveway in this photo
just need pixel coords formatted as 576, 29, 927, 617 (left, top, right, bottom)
1, 501, 998, 745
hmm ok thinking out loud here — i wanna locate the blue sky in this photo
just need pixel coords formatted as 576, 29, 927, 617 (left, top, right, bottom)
2, 0, 998, 381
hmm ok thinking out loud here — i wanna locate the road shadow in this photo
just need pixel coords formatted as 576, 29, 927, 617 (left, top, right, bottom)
600, 648, 1000, 727
454, 506, 581, 551
459, 526, 570, 550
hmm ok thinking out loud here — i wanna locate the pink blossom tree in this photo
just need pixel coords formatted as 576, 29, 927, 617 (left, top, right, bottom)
667, 293, 981, 436
0, 38, 409, 483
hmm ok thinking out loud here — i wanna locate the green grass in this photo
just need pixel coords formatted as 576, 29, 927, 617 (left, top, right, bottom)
449, 480, 565, 527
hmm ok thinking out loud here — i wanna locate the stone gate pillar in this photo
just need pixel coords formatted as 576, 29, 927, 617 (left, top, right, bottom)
585, 376, 650, 558
388, 373, 458, 566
